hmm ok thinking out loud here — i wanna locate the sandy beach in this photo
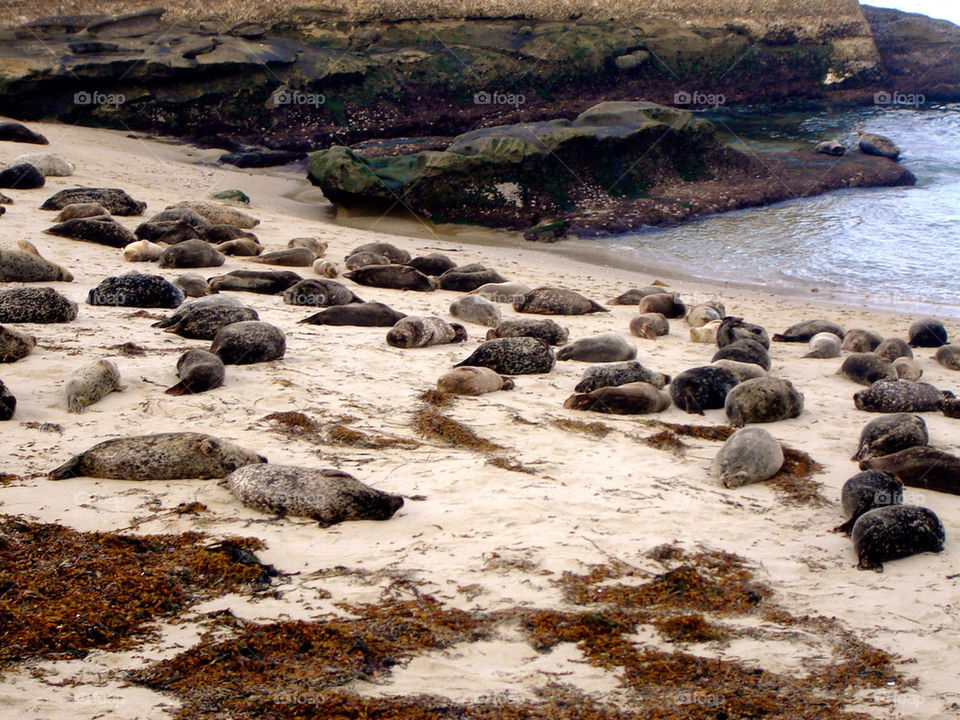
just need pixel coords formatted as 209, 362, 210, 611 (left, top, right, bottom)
1, 119, 958, 719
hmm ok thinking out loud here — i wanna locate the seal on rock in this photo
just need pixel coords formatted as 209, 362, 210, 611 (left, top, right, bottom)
0, 287, 78, 323
712, 426, 784, 488
282, 278, 361, 307
299, 302, 406, 327
123, 239, 164, 262
637, 292, 685, 319
439, 264, 507, 292
87, 273, 184, 308
40, 188, 145, 216
158, 239, 226, 269
0, 240, 73, 282
893, 357, 923, 381
842, 328, 883, 353
49, 432, 266, 481
455, 337, 555, 375
513, 287, 607, 315
908, 318, 948, 348
345, 265, 437, 291
408, 253, 455, 276
815, 139, 845, 156
712, 338, 771, 370
858, 132, 900, 161
225, 464, 403, 526
65, 359, 123, 412
250, 247, 317, 267
875, 337, 913, 362
165, 349, 225, 396
804, 332, 842, 358
54, 202, 109, 222
564, 382, 670, 415
833, 470, 903, 535
852, 413, 928, 461
557, 333, 637, 362
437, 366, 514, 396
839, 353, 897, 385
470, 281, 531, 304
210, 321, 286, 364
773, 319, 844, 342
629, 313, 669, 339
174, 273, 213, 298
153, 296, 258, 340
0, 325, 36, 362
45, 217, 137, 248
934, 344, 960, 370
0, 379, 14, 420
486, 318, 568, 345
575, 361, 670, 393
860, 446, 960, 494
450, 295, 502, 327
387, 316, 467, 348
717, 317, 770, 349
851, 505, 943, 571
724, 377, 803, 427
670, 366, 741, 414
853, 380, 944, 413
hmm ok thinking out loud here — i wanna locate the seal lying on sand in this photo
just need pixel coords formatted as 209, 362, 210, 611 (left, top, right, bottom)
486, 318, 568, 345
609, 287, 670, 305
843, 329, 883, 353
250, 247, 317, 267
557, 333, 637, 362
299, 302, 406, 327
0, 241, 73, 282
513, 287, 607, 315
686, 303, 724, 328
387, 316, 466, 348
717, 317, 770, 349
0, 287, 77, 323
282, 278, 360, 307
854, 381, 944, 413
852, 413, 928, 461
934, 344, 960, 370
49, 432, 266, 480
450, 295, 501, 327
724, 377, 803, 427
208, 269, 302, 294
630, 313, 670, 339
712, 427, 784, 488
833, 470, 903, 535
41, 188, 145, 215
851, 505, 943, 571
712, 338, 771, 370
804, 332, 841, 358
54, 202, 109, 222
711, 359, 766, 382
210, 321, 286, 364
773, 319, 844, 342
470, 281, 531, 304
65, 359, 123, 412
87, 273, 185, 308
123, 240, 164, 262
893, 357, 923, 381
670, 366, 740, 414
455, 337, 555, 374
564, 382, 670, 415
875, 338, 912, 362
637, 292, 685, 318
860, 446, 960, 494
345, 264, 437, 291
165, 349, 225, 396
226, 464, 403, 526
348, 242, 410, 264
575, 361, 670, 393
153, 296, 258, 340
45, 217, 137, 247
439, 264, 507, 292
908, 318, 948, 348
158, 239, 226, 269
0, 379, 16, 420
437, 367, 514, 396
408, 253, 455, 276
0, 325, 36, 362
839, 353, 896, 386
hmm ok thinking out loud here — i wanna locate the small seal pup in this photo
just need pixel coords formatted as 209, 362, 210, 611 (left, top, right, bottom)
711, 359, 766, 382
208, 269, 302, 295
858, 132, 901, 160
670, 366, 741, 414
250, 247, 317, 267
513, 287, 608, 315
557, 333, 637, 362
158, 239, 226, 269
934, 344, 960, 370
486, 318, 568, 345
313, 259, 339, 278
1, 325, 36, 362
210, 321, 286, 364
165, 349, 225, 396
455, 337, 555, 375
717, 317, 770, 349
54, 202, 108, 222
225, 464, 403, 526
842, 328, 883, 353
637, 292, 685, 319
564, 382, 671, 415
815, 139, 845, 156
804, 332, 842, 358
123, 240, 164, 262
854, 380, 944, 413
893, 357, 923, 381
851, 506, 944, 571
629, 313, 670, 339
832, 470, 903, 535
773, 319, 844, 342
712, 427, 784, 488
852, 413, 928, 461
575, 361, 670, 393
299, 302, 406, 327
348, 242, 410, 264
470, 281, 531, 304
860, 446, 960, 494
282, 279, 361, 307
0, 287, 78, 323
65, 359, 123, 412
875, 338, 912, 362
0, 241, 73, 282
686, 303, 723, 328
387, 316, 467, 348
450, 295, 501, 327
408, 253, 455, 276
439, 264, 507, 292
839, 353, 897, 386
87, 273, 185, 308
44, 217, 137, 247
174, 273, 214, 298
711, 338, 771, 371
0, 379, 16, 420
153, 296, 259, 340
437, 367, 515, 396
49, 432, 266, 481
908, 318, 948, 348
724, 377, 803, 427
345, 265, 437, 291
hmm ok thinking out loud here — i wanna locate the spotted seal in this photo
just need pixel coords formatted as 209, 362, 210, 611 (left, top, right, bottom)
288, 237, 327, 256
87, 273, 185, 308
853, 380, 944, 413
686, 302, 724, 328
564, 382, 671, 415
153, 296, 258, 340
609, 287, 670, 305
345, 265, 437, 291
574, 361, 670, 393
893, 357, 923, 381
710, 359, 767, 382
40, 188, 145, 216
437, 367, 515, 396
711, 426, 784, 488
136, 220, 204, 244
165, 349, 225, 396
858, 132, 900, 160
174, 274, 214, 298
832, 470, 903, 535
852, 413, 928, 461
0, 325, 36, 362
815, 139, 845, 156
313, 259, 339, 278
0, 287, 78, 323
851, 505, 943, 571
485, 318, 568, 345
670, 366, 741, 414
0, 241, 73, 282
449, 295, 502, 327
299, 302, 406, 327
513, 287, 607, 315
210, 321, 286, 364
839, 353, 897, 386
860, 446, 960, 494
455, 337, 555, 375
934, 344, 960, 370
168, 200, 259, 228
282, 279, 361, 307
470, 281, 531, 304
557, 333, 637, 362
387, 316, 467, 348
44, 216, 137, 248
908, 318, 948, 348
348, 242, 410, 264
54, 202, 109, 222
724, 377, 803, 427
217, 237, 263, 256
65, 359, 123, 412
772, 319, 844, 343
345, 250, 390, 271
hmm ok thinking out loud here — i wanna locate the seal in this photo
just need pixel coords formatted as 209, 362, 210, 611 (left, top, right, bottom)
610, 287, 671, 305
686, 302, 724, 328
299, 302, 406, 327
40, 188, 145, 216
65, 359, 124, 412
167, 200, 259, 228
313, 259, 339, 278
712, 426, 784, 488
0, 240, 73, 282
439, 264, 507, 292
832, 470, 903, 535
450, 295, 502, 327
455, 337, 555, 375
470, 281, 531, 304
853, 380, 944, 413
717, 317, 770, 349
158, 239, 226, 269
0, 120, 48, 144
575, 361, 670, 393
153, 296, 259, 340
858, 132, 900, 161
0, 163, 44, 189
851, 505, 943, 571
711, 359, 766, 382
387, 316, 467, 348
690, 321, 721, 344
557, 333, 637, 362
282, 278, 362, 307
842, 329, 883, 353
250, 247, 317, 267
44, 217, 137, 248
934, 344, 960, 370
852, 413, 928, 461
87, 273, 185, 308
637, 292, 686, 319
217, 237, 263, 256
0, 379, 14, 420
345, 250, 390, 271
208, 269, 302, 295
437, 366, 515, 396
513, 287, 608, 315
408, 253, 456, 276
204, 225, 258, 244
908, 318, 948, 348
815, 139, 845, 156
629, 313, 669, 339
724, 377, 803, 427
773, 319, 844, 342
210, 321, 286, 364
893, 357, 922, 381
564, 381, 670, 415
1, 325, 36, 362
0, 287, 78, 323
123, 240, 164, 262
711, 338, 771, 370
165, 349, 225, 396
135, 220, 203, 245
860, 446, 960, 494
485, 318, 568, 345
345, 265, 437, 291
804, 332, 842, 358
225, 464, 403, 526
49, 432, 266, 481
670, 365, 741, 414
174, 273, 214, 298
288, 237, 327, 256
348, 242, 410, 264
875, 338, 913, 362
839, 353, 897, 386
147, 208, 213, 232
12, 153, 74, 176
54, 202, 109, 222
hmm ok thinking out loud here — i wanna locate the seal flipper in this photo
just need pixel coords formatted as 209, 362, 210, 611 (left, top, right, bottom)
682, 389, 704, 415
165, 381, 190, 396
832, 518, 856, 535
49, 454, 83, 480
589, 299, 609, 313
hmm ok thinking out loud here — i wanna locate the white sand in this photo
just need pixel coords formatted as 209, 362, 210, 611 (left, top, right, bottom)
1, 120, 958, 719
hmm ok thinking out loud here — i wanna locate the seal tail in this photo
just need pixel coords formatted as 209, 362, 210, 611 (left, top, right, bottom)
49, 455, 82, 480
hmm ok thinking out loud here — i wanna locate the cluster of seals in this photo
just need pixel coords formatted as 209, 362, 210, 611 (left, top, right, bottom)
65, 359, 124, 412
449, 295, 501, 327
630, 313, 669, 339
803, 332, 841, 359
833, 470, 903, 534
0, 287, 78, 323
159, 239, 226, 269
513, 287, 607, 315
208, 270, 302, 294
712, 427, 784, 488
387, 316, 466, 348
210, 321, 286, 364
773, 319, 844, 343
40, 188, 146, 215
839, 353, 896, 386
851, 506, 943, 571
345, 265, 437, 291
45, 217, 137, 248
852, 413, 928, 461
670, 366, 740, 414
575, 361, 670, 393
225, 464, 403, 526
908, 318, 948, 347
0, 379, 15, 420
853, 380, 944, 413
282, 278, 360, 307
1, 325, 36, 362
471, 281, 531, 304
153, 296, 259, 340
860, 446, 960, 494
49, 432, 266, 480
564, 382, 670, 415
557, 333, 637, 362
455, 337, 555, 375
439, 264, 506, 292
724, 377, 803, 427
843, 329, 883, 353
87, 273, 185, 308
165, 349, 225, 396
486, 318, 568, 345
637, 292, 685, 318
437, 367, 514, 396
0, 241, 73, 282
299, 302, 406, 327
408, 253, 455, 276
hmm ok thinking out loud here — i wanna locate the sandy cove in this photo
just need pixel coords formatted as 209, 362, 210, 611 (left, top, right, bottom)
1, 119, 959, 720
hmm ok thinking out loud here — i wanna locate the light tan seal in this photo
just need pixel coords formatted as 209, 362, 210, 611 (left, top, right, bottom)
1, 324, 36, 362
65, 359, 124, 412
437, 367, 514, 395
0, 240, 73, 282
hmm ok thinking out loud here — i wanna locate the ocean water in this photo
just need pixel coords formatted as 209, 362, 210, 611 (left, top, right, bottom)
588, 105, 960, 315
